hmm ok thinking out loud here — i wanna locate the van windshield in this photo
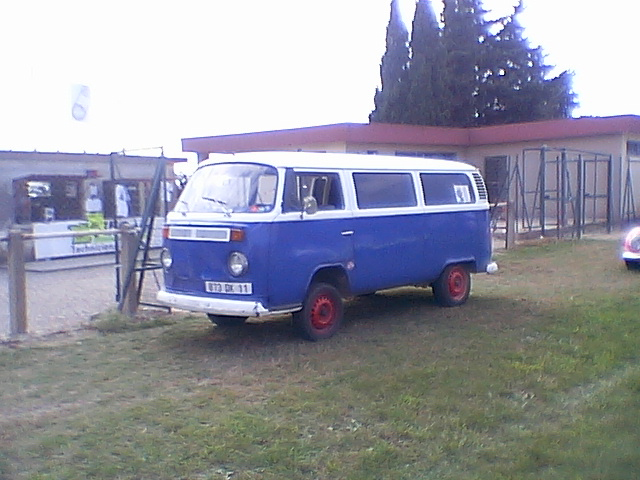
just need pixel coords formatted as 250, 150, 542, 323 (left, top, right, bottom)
174, 163, 278, 215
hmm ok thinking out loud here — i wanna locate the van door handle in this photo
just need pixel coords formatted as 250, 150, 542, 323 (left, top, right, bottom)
341, 230, 354, 236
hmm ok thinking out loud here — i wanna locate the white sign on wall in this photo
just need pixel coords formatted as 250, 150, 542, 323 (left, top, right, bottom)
32, 217, 163, 260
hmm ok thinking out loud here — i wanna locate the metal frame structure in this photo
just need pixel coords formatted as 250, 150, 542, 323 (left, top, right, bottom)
491, 147, 612, 248
622, 157, 640, 224
109, 153, 170, 312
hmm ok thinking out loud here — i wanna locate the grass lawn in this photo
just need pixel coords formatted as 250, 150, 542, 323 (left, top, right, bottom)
1, 238, 639, 479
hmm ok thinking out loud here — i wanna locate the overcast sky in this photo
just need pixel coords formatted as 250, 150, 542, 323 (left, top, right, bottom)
1, 0, 638, 161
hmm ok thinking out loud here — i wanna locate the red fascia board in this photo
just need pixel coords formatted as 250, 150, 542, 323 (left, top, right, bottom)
342, 123, 469, 146
182, 123, 470, 153
182, 115, 640, 154
470, 115, 640, 145
182, 124, 354, 153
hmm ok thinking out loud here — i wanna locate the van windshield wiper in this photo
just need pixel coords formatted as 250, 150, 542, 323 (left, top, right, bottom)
176, 199, 189, 216
202, 196, 232, 217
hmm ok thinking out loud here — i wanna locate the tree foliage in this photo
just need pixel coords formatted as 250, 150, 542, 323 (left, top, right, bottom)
370, 0, 577, 126
370, 0, 410, 124
442, 0, 490, 126
403, 0, 449, 125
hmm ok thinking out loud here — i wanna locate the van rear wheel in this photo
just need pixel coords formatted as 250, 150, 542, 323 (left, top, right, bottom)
294, 283, 344, 341
207, 314, 247, 327
433, 264, 471, 307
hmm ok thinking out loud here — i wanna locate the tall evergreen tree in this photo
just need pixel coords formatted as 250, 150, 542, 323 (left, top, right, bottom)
370, 0, 576, 127
404, 0, 449, 125
540, 70, 576, 118
475, 1, 576, 125
441, 0, 489, 126
369, 0, 410, 123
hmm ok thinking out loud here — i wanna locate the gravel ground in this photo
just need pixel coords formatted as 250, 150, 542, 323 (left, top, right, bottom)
0, 256, 164, 340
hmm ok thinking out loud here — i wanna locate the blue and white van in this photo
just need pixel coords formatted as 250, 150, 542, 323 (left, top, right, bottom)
157, 151, 497, 340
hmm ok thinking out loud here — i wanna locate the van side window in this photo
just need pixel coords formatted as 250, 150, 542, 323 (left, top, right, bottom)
353, 172, 417, 209
421, 173, 476, 205
283, 170, 344, 212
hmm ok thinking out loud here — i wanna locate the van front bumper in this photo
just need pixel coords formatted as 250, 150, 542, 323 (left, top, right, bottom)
157, 290, 303, 317
157, 290, 273, 317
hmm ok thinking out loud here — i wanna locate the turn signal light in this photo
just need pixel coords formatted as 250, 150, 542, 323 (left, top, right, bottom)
230, 228, 245, 242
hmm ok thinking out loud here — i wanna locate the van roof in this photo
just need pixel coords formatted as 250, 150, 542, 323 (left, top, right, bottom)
201, 151, 478, 172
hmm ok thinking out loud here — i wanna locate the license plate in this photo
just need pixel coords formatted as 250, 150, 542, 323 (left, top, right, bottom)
205, 281, 253, 295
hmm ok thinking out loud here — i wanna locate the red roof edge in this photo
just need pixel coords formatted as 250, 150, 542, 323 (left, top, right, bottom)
470, 115, 640, 144
182, 124, 354, 154
182, 115, 640, 154
182, 122, 470, 154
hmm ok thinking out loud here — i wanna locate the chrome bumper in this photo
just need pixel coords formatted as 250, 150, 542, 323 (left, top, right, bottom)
486, 262, 499, 274
157, 290, 271, 317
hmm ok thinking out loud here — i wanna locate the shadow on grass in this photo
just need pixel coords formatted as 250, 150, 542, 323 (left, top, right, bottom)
156, 287, 544, 361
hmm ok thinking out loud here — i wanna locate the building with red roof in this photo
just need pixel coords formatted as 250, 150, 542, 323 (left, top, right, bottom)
182, 115, 640, 229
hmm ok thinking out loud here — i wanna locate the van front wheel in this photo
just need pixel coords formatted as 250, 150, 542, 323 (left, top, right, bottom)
433, 264, 471, 307
294, 283, 344, 341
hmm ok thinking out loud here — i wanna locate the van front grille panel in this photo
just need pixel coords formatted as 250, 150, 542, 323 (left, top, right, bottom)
168, 227, 231, 242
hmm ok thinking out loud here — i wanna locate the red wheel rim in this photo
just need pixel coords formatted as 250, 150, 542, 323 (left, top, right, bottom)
310, 295, 336, 330
447, 268, 468, 300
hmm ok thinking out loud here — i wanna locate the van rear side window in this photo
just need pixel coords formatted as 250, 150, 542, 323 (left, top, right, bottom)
421, 173, 476, 205
353, 172, 417, 209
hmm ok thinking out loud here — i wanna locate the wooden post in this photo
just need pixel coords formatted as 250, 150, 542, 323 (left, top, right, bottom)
505, 201, 516, 249
8, 229, 27, 335
119, 227, 139, 316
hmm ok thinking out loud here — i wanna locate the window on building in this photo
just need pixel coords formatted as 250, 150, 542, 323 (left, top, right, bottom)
421, 173, 475, 205
13, 176, 84, 223
353, 172, 417, 209
484, 156, 509, 204
103, 180, 147, 218
627, 141, 640, 156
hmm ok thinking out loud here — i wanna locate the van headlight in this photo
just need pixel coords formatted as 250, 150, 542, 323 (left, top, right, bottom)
228, 251, 249, 277
160, 248, 173, 269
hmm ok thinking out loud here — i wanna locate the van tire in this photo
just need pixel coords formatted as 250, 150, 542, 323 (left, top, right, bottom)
207, 314, 247, 327
294, 283, 344, 341
432, 264, 471, 307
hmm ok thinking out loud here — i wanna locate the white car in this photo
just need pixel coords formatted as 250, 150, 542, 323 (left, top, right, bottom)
622, 226, 640, 270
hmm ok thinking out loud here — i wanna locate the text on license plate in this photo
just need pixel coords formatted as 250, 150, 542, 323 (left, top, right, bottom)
205, 281, 253, 295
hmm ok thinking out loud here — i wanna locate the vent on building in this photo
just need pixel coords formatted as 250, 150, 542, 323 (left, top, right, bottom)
472, 172, 488, 201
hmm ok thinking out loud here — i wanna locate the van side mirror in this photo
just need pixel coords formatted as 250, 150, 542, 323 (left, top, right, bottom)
302, 196, 318, 215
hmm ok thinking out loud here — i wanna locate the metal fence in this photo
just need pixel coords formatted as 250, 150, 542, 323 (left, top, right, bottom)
1, 227, 158, 338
